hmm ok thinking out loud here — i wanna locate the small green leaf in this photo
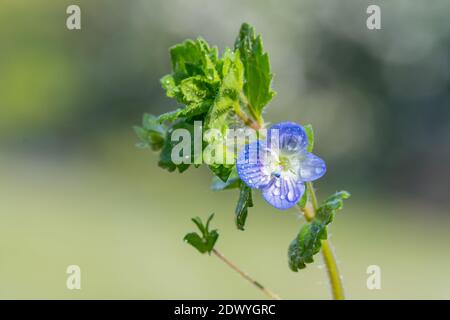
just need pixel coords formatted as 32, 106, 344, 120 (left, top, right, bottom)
288, 238, 305, 271
134, 114, 166, 151
133, 126, 148, 141
161, 74, 179, 99
234, 23, 275, 117
206, 230, 219, 253
316, 191, 351, 225
184, 233, 209, 254
169, 38, 220, 82
159, 76, 217, 122
158, 120, 195, 173
209, 164, 234, 183
184, 213, 219, 254
205, 48, 244, 133
288, 221, 327, 271
158, 101, 211, 123
304, 124, 314, 152
211, 166, 240, 190
191, 216, 207, 238
235, 182, 253, 231
143, 114, 165, 133
205, 213, 215, 231
179, 76, 216, 104
288, 190, 350, 271
160, 38, 221, 124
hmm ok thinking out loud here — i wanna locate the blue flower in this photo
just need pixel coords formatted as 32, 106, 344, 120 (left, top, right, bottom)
236, 122, 326, 210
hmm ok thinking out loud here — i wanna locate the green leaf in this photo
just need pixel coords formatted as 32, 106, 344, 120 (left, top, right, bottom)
158, 120, 195, 173
288, 190, 350, 271
288, 237, 304, 271
161, 75, 219, 112
209, 164, 234, 183
184, 213, 219, 254
191, 216, 207, 238
143, 113, 165, 133
161, 74, 179, 99
316, 191, 351, 225
179, 76, 216, 104
210, 166, 240, 190
158, 101, 211, 123
160, 38, 221, 124
205, 213, 215, 232
169, 38, 219, 81
205, 230, 219, 253
134, 114, 166, 151
184, 233, 209, 254
304, 124, 314, 153
234, 23, 275, 117
288, 221, 327, 272
205, 48, 244, 133
235, 182, 253, 231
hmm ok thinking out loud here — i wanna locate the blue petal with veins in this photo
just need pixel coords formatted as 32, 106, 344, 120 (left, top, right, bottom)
298, 152, 327, 182
236, 122, 326, 210
268, 122, 308, 153
236, 141, 271, 189
262, 177, 305, 210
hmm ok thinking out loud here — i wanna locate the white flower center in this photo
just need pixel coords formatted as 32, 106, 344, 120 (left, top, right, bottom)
264, 148, 302, 181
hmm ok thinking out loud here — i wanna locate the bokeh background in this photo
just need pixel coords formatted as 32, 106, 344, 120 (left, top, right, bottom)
1, 0, 450, 299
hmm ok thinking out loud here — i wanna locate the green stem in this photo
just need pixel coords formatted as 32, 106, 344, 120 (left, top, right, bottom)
320, 239, 345, 300
239, 93, 263, 127
233, 103, 261, 130
305, 182, 345, 300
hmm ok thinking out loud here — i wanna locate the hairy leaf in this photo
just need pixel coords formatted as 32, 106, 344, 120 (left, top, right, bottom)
160, 38, 221, 123
169, 38, 220, 82
234, 23, 275, 117
316, 191, 351, 225
288, 190, 350, 271
235, 182, 253, 231
288, 221, 327, 271
205, 49, 244, 133
158, 101, 211, 123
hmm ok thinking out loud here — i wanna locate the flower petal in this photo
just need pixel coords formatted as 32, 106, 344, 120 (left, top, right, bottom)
236, 141, 272, 189
268, 122, 308, 153
298, 152, 327, 182
262, 177, 305, 210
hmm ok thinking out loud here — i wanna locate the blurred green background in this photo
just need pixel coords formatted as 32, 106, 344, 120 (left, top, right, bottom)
1, 0, 450, 299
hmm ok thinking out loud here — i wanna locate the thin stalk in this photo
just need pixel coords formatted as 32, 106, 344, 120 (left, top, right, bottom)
233, 103, 261, 130
320, 239, 345, 300
212, 248, 281, 300
240, 93, 263, 127
305, 182, 345, 300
